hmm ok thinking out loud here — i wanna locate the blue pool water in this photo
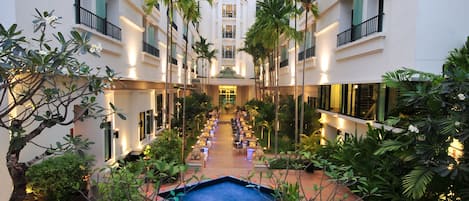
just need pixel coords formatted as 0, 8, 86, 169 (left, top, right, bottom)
181, 181, 274, 201
159, 176, 275, 201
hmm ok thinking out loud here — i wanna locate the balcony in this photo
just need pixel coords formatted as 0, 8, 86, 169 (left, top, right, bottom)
171, 57, 178, 65
75, 5, 121, 40
143, 41, 160, 57
223, 52, 234, 59
298, 46, 315, 61
172, 22, 178, 31
279, 59, 288, 68
222, 32, 235, 38
337, 13, 383, 47
222, 12, 235, 18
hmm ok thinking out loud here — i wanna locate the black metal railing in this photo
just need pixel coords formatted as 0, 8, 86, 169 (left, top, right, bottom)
223, 32, 235, 38
75, 5, 121, 40
337, 13, 383, 47
223, 52, 234, 59
143, 41, 160, 57
223, 12, 235, 18
183, 34, 187, 41
171, 57, 178, 65
172, 22, 178, 31
298, 46, 316, 61
280, 59, 288, 68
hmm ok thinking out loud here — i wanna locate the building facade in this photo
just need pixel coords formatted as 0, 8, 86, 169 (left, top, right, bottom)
0, 0, 202, 199
198, 0, 257, 108
277, 0, 469, 141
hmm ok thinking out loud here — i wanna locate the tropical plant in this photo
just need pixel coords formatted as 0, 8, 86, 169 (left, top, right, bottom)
194, 36, 217, 92
145, 129, 182, 164
296, 0, 319, 141
254, 0, 301, 155
279, 95, 320, 142
0, 10, 122, 200
299, 130, 323, 154
96, 158, 188, 201
369, 38, 469, 200
26, 153, 93, 201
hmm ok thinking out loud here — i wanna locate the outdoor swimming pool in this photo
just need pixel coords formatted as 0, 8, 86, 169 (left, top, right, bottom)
159, 176, 275, 201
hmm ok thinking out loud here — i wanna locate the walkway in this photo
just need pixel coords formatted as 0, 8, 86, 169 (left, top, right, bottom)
161, 112, 358, 200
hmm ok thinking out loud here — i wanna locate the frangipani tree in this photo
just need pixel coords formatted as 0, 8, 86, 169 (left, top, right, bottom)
377, 38, 469, 200
0, 11, 122, 201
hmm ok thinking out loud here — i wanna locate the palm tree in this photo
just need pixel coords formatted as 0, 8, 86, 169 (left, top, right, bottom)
194, 36, 216, 93
178, 0, 212, 165
144, 0, 176, 129
238, 35, 268, 100
255, 0, 301, 155
298, 0, 319, 138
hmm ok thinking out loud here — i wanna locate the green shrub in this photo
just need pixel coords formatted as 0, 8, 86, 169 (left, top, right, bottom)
145, 129, 182, 164
268, 157, 309, 170
26, 153, 92, 201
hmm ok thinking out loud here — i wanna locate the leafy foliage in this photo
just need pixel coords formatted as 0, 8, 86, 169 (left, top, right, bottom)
378, 37, 469, 200
1, 10, 123, 200
26, 153, 93, 201
145, 129, 182, 164
96, 158, 187, 201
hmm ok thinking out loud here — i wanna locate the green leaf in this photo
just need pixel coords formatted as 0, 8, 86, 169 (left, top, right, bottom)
374, 140, 405, 155
117, 112, 127, 120
402, 166, 434, 199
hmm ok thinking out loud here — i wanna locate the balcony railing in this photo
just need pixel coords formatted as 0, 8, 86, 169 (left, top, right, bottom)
143, 41, 160, 57
172, 22, 178, 31
337, 13, 383, 47
171, 57, 178, 65
298, 46, 315, 61
280, 59, 288, 68
75, 5, 121, 40
223, 32, 235, 38
223, 52, 234, 59
222, 12, 235, 18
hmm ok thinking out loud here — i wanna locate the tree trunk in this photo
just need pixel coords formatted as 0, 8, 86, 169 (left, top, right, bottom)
7, 151, 27, 201
274, 27, 280, 156
300, 10, 309, 136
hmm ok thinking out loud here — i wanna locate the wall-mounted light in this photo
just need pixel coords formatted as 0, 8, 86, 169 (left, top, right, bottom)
113, 129, 119, 139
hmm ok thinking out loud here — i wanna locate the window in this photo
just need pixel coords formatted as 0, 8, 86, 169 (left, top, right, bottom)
183, 25, 188, 41
222, 25, 236, 38
320, 83, 397, 121
280, 45, 288, 68
171, 42, 178, 65
219, 86, 236, 105
156, 94, 163, 130
319, 85, 331, 110
76, 0, 121, 40
339, 83, 379, 120
298, 27, 316, 60
142, 19, 159, 57
139, 112, 145, 141
222, 4, 236, 18
337, 0, 384, 46
222, 45, 234, 59
376, 84, 398, 122
330, 84, 342, 113
145, 110, 154, 134
103, 121, 112, 161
